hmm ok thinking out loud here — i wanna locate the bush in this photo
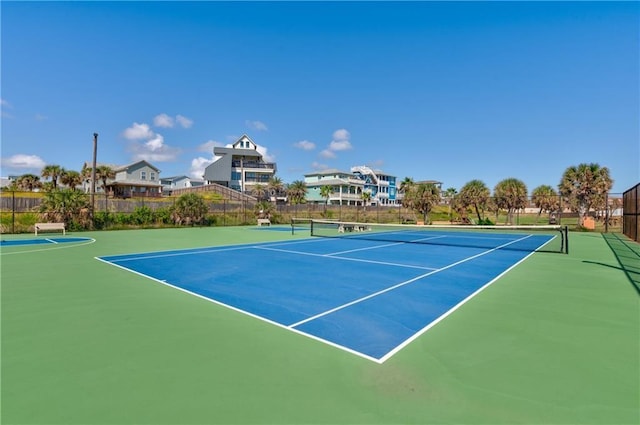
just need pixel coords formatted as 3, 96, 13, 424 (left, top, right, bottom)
131, 206, 155, 225
155, 207, 173, 224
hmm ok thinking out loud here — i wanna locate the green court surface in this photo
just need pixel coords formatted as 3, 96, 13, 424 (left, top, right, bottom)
1, 227, 638, 424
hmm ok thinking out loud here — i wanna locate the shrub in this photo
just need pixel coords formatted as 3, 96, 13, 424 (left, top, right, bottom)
131, 206, 155, 225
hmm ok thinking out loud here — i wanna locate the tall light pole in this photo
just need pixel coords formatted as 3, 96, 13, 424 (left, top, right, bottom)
91, 133, 98, 222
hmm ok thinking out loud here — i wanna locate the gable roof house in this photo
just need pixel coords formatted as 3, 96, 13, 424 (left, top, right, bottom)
304, 169, 366, 205
202, 134, 276, 194
160, 175, 205, 195
83, 160, 163, 198
351, 165, 398, 206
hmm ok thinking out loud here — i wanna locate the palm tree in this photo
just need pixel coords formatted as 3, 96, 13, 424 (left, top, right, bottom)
532, 185, 559, 222
39, 188, 90, 228
402, 182, 441, 224
361, 190, 372, 210
320, 185, 332, 204
442, 187, 458, 220
320, 185, 333, 213
254, 200, 275, 221
458, 180, 490, 223
171, 193, 209, 225
286, 180, 307, 205
94, 165, 115, 210
251, 183, 267, 201
494, 178, 528, 225
60, 170, 83, 190
41, 164, 64, 190
398, 177, 414, 205
559, 163, 613, 225
399, 177, 415, 194
267, 176, 284, 201
16, 174, 42, 192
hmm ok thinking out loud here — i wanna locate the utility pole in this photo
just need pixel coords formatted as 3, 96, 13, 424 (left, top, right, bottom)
91, 133, 98, 224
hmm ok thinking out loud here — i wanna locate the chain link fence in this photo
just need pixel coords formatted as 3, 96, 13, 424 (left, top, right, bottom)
0, 190, 626, 234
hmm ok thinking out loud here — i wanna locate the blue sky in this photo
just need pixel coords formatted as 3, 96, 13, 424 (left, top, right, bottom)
1, 1, 638, 193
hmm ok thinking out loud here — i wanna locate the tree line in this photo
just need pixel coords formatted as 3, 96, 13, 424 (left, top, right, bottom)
399, 163, 613, 225
3, 162, 614, 229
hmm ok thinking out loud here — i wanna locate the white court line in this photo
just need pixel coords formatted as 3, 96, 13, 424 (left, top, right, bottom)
288, 234, 534, 328
104, 236, 330, 263
1, 238, 96, 255
45, 238, 59, 244
326, 235, 447, 256
108, 245, 258, 262
253, 245, 437, 271
379, 245, 540, 363
95, 255, 383, 363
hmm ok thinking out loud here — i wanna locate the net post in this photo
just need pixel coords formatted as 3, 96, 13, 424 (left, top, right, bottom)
563, 225, 569, 254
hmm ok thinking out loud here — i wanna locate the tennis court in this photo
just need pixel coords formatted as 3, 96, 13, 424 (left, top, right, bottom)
1, 225, 638, 424
97, 223, 563, 362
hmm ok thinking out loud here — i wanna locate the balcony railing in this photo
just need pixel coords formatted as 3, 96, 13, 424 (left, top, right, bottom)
231, 161, 276, 170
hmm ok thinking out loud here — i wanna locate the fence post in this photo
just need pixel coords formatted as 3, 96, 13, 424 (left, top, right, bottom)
12, 190, 15, 234
559, 196, 563, 225
604, 192, 609, 233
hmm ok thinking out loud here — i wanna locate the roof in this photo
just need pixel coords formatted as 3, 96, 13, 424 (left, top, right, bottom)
160, 175, 190, 182
114, 160, 161, 173
304, 168, 353, 177
305, 178, 364, 187
84, 160, 161, 173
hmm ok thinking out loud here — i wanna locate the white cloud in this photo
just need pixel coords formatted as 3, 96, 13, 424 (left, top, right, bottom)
294, 140, 316, 150
246, 120, 268, 131
153, 113, 193, 129
333, 128, 350, 141
329, 128, 352, 151
122, 120, 183, 162
256, 144, 275, 162
197, 140, 223, 153
123, 122, 154, 140
129, 141, 181, 162
189, 157, 214, 179
1, 98, 14, 119
190, 139, 226, 178
176, 115, 193, 128
319, 149, 336, 159
145, 134, 165, 151
1, 154, 46, 169
154, 113, 174, 128
329, 140, 352, 151
312, 161, 329, 170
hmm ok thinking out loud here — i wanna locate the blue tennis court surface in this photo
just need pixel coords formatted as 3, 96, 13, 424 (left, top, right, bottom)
1, 237, 92, 247
98, 230, 555, 362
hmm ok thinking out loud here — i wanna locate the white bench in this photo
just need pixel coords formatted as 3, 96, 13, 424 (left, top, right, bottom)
257, 219, 271, 226
35, 222, 66, 235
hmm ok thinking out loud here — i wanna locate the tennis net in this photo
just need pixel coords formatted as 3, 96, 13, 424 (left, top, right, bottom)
309, 219, 569, 254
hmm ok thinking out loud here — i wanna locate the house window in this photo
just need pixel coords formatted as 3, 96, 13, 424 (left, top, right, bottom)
150, 172, 155, 181
141, 171, 146, 180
